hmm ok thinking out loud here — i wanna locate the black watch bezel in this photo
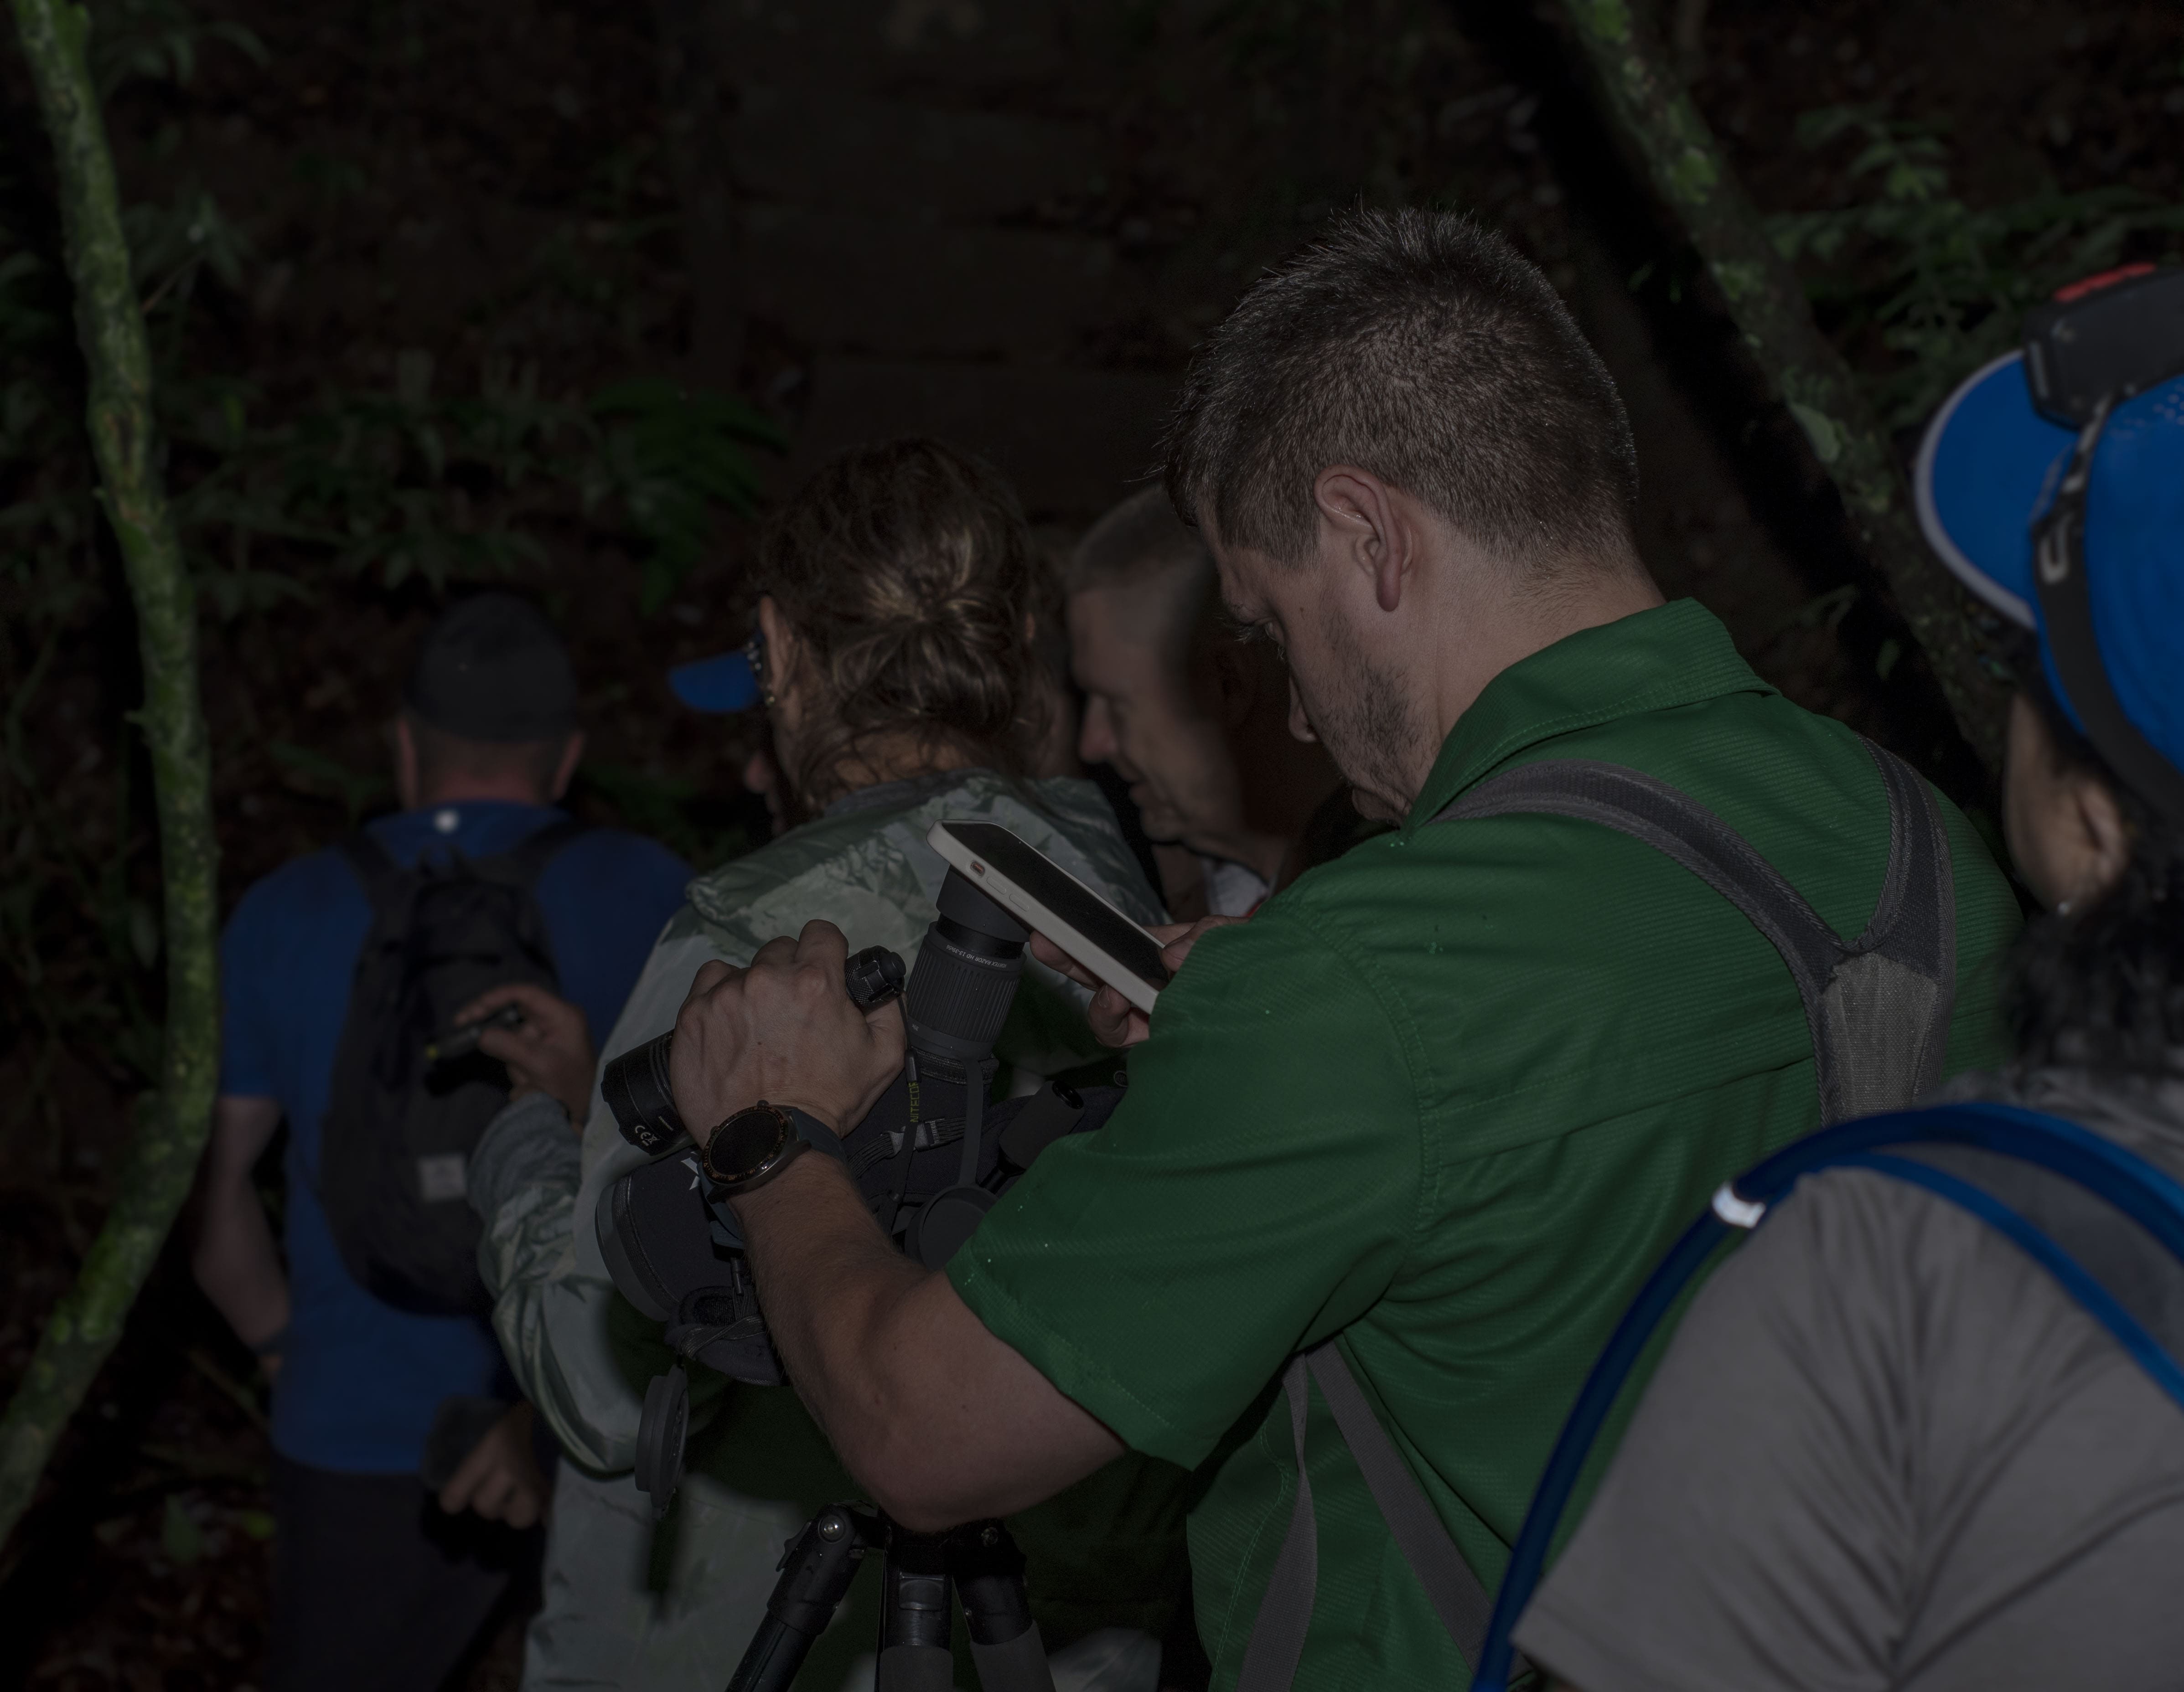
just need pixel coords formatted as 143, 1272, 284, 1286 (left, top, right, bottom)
701, 1100, 805, 1193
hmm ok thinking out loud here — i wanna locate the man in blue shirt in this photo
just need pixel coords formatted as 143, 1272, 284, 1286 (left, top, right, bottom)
193, 593, 690, 1692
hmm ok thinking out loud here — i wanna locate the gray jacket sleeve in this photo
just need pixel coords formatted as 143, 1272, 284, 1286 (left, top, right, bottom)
469, 1089, 642, 1473
468, 929, 727, 1474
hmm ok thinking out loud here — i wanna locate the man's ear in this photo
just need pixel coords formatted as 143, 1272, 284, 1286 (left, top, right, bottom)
1314, 467, 1413, 614
756, 594, 804, 713
392, 715, 420, 810
2070, 769, 2133, 905
549, 731, 585, 803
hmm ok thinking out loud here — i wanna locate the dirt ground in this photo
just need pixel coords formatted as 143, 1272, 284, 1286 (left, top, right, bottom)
1, 0, 2179, 1684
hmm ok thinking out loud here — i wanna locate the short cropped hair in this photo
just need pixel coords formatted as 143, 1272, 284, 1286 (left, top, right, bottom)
1066, 488, 1216, 661
1162, 208, 1641, 573
1068, 487, 1212, 596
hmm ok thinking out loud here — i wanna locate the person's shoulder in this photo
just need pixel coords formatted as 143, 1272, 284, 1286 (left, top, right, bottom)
552, 825, 691, 890
224, 841, 364, 939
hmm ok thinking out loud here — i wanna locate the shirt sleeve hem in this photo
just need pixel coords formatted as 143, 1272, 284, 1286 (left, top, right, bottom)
947, 1254, 1206, 1470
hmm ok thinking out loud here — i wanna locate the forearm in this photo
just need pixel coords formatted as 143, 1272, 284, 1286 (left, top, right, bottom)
736, 1154, 1122, 1529
735, 1155, 933, 1507
192, 1176, 289, 1346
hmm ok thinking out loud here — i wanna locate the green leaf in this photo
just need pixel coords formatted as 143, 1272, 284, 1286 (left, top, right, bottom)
160, 1493, 203, 1565
1788, 400, 1843, 465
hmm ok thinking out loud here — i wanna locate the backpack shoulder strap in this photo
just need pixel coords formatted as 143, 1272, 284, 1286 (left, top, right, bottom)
335, 828, 414, 923
1433, 743, 1958, 1125
1239, 1338, 1522, 1688
481, 815, 592, 888
1827, 745, 1958, 1115
1436, 756, 1843, 1088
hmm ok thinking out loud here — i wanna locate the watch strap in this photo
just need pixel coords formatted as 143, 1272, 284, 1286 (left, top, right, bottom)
784, 1106, 849, 1164
704, 1100, 848, 1192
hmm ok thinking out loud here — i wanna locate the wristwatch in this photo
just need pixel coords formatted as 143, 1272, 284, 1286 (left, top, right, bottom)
699, 1100, 848, 1195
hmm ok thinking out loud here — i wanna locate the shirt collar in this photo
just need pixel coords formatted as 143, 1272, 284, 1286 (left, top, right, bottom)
1405, 599, 1775, 828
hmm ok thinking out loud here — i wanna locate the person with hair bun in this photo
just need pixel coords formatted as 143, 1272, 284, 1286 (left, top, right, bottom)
1514, 304, 2184, 1689
455, 439, 1188, 1692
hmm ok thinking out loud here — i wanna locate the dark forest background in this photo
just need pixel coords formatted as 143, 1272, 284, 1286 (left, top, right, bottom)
1, 0, 2179, 1683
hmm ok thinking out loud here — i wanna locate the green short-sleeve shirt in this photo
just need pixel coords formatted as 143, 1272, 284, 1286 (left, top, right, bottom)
948, 600, 2022, 1691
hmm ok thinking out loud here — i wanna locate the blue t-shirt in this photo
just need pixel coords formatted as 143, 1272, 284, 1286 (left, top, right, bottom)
219, 801, 691, 1473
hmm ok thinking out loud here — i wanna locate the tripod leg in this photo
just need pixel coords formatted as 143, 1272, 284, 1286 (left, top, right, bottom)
950, 1521, 1055, 1692
725, 1505, 874, 1692
877, 1527, 956, 1692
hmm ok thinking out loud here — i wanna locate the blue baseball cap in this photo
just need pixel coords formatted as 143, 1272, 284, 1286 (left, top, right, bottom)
1917, 352, 2184, 787
668, 634, 763, 714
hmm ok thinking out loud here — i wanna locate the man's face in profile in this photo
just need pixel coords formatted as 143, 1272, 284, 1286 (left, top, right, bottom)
1068, 580, 1245, 847
1209, 529, 1421, 825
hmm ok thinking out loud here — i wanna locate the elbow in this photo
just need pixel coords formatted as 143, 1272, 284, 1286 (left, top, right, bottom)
849, 1423, 976, 1533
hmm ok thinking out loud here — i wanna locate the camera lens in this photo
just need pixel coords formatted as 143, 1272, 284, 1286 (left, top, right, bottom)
602, 1032, 683, 1153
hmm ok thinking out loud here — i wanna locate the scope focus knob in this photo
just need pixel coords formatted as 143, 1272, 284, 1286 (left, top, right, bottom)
845, 945, 907, 1012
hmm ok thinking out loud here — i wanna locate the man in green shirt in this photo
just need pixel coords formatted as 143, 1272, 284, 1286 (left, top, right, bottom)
655, 209, 2022, 1690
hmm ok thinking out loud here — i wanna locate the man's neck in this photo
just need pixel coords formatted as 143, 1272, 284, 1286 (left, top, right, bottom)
410, 779, 552, 810
808, 735, 978, 809
1407, 569, 1665, 802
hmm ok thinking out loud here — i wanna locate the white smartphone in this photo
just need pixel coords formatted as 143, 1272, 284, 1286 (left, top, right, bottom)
928, 820, 1170, 1014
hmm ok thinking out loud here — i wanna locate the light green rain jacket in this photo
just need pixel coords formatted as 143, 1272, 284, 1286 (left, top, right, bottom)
479, 767, 1160, 1473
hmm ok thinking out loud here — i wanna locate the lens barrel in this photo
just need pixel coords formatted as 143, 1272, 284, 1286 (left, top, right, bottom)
602, 1032, 683, 1153
904, 871, 1028, 1066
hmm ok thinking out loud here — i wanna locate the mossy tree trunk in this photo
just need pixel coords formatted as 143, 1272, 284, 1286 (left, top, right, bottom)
0, 0, 220, 1548
1557, 0, 2009, 772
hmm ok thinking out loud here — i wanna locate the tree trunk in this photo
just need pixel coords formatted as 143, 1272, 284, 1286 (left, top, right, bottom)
1554, 0, 2009, 773
0, 0, 220, 1548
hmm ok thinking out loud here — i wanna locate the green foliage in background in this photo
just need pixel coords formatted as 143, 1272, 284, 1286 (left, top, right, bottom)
1769, 105, 2184, 426
0, 0, 780, 1184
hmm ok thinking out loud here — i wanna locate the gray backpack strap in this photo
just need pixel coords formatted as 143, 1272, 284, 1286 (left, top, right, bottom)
1435, 740, 1956, 1125
1235, 1355, 1319, 1692
1241, 742, 1958, 1687
1239, 1340, 1521, 1689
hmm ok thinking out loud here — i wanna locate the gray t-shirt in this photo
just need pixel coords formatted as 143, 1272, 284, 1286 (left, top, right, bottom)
1515, 1064, 2184, 1692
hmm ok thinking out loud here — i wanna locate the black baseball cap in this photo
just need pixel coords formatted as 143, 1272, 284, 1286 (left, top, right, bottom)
404, 592, 578, 743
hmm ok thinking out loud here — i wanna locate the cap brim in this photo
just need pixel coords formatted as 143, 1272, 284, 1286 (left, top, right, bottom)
1914, 350, 2079, 628
668, 651, 761, 713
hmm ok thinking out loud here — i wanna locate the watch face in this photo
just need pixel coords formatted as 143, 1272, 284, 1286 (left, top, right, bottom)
707, 1104, 791, 1186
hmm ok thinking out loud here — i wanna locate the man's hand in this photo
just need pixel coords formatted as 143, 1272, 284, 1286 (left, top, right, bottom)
437, 1402, 547, 1530
669, 920, 906, 1141
455, 983, 595, 1123
1029, 916, 1240, 1047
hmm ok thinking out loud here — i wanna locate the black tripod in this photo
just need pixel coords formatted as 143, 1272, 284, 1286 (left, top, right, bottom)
726, 1505, 1056, 1692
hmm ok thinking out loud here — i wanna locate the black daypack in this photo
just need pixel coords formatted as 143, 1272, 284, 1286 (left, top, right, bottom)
320, 818, 588, 1317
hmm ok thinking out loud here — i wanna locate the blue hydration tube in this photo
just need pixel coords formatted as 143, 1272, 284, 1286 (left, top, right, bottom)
1469, 1101, 2184, 1691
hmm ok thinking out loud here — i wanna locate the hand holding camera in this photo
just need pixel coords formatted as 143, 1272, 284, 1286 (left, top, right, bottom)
448, 982, 597, 1124
670, 923, 910, 1151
